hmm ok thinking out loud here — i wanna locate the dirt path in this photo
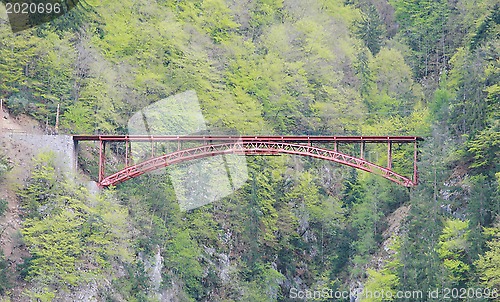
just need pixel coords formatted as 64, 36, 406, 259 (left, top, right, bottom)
1, 108, 44, 134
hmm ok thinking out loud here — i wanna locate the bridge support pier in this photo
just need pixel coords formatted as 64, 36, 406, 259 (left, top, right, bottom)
387, 141, 392, 169
125, 140, 129, 167
413, 141, 418, 184
99, 140, 106, 183
74, 140, 79, 171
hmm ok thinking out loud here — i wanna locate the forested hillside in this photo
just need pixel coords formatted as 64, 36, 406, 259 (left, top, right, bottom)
0, 0, 498, 301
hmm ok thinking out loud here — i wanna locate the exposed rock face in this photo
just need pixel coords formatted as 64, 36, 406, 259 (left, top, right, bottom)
142, 246, 165, 301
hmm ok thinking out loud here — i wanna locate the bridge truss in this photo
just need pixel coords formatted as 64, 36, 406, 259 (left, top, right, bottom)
72, 135, 423, 188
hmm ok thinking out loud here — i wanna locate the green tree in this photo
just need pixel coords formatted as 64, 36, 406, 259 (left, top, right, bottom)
354, 4, 386, 55
22, 206, 88, 287
19, 153, 133, 297
469, 4, 500, 51
391, 0, 449, 77
17, 152, 61, 218
475, 221, 500, 289
164, 229, 203, 299
0, 250, 9, 295
437, 219, 470, 286
0, 154, 11, 181
349, 186, 383, 278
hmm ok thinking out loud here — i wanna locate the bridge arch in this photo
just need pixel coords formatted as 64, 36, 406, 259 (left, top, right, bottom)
100, 141, 415, 187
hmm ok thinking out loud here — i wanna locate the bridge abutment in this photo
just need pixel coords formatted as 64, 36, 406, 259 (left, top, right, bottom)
0, 134, 77, 181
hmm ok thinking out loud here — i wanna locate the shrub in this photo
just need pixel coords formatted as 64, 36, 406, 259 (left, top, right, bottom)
0, 199, 7, 217
0, 250, 10, 295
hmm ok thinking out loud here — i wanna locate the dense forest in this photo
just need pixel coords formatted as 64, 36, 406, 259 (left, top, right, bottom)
0, 0, 499, 301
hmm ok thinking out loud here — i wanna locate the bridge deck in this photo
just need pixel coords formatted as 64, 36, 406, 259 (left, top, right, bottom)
73, 135, 424, 143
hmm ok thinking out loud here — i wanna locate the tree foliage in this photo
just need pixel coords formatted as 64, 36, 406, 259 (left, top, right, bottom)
475, 221, 500, 289
18, 153, 133, 296
0, 0, 498, 300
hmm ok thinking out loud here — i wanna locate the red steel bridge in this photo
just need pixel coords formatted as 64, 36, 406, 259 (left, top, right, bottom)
73, 135, 423, 188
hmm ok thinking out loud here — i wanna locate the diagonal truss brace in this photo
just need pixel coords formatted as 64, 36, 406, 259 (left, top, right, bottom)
99, 142, 416, 188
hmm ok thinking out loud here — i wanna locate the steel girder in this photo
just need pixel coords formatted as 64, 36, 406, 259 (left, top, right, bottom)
99, 142, 416, 188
